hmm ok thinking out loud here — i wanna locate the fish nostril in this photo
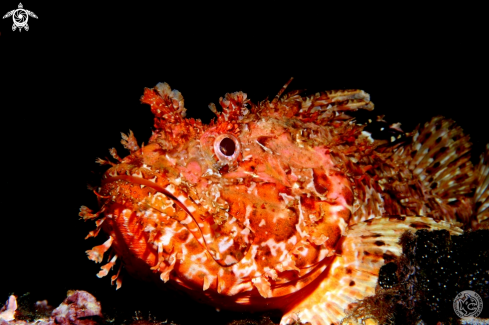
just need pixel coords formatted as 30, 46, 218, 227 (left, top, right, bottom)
219, 137, 236, 156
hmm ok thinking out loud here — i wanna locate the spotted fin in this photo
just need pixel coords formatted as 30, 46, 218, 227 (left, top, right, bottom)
406, 117, 475, 201
280, 216, 462, 325
371, 116, 476, 225
474, 144, 489, 226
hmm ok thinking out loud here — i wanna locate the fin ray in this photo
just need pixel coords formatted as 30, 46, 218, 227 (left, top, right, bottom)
475, 144, 489, 225
280, 216, 462, 325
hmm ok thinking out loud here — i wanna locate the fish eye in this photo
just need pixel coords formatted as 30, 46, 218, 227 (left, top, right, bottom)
219, 137, 236, 156
213, 134, 240, 164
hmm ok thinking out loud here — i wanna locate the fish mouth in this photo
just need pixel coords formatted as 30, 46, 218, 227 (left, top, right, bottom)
101, 174, 237, 266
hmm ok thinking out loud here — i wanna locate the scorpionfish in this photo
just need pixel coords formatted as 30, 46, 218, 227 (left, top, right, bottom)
80, 79, 489, 325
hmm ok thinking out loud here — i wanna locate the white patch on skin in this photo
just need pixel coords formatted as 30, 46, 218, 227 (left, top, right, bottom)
244, 205, 253, 227
255, 140, 274, 154
229, 226, 238, 238
122, 209, 132, 228
187, 224, 198, 233
288, 235, 297, 245
186, 256, 211, 281
202, 168, 221, 177
203, 233, 213, 242
158, 221, 179, 246
186, 264, 202, 279
303, 168, 316, 192
144, 224, 155, 233
259, 219, 266, 227
317, 247, 331, 261
279, 192, 295, 205
243, 171, 260, 178
329, 257, 342, 275
180, 241, 188, 261
337, 217, 347, 235
180, 216, 193, 225
329, 204, 345, 214
203, 273, 215, 291
217, 268, 227, 294
231, 245, 258, 278
272, 210, 287, 223
165, 154, 177, 166
224, 255, 238, 265
261, 238, 286, 258
263, 266, 278, 280
295, 198, 308, 238
309, 214, 318, 222
165, 184, 176, 193
299, 245, 310, 257
333, 190, 353, 212
152, 194, 175, 212
247, 182, 256, 194
414, 167, 424, 175
290, 167, 298, 180
241, 227, 251, 244
210, 184, 221, 201
190, 251, 208, 263
277, 247, 289, 263
143, 209, 160, 223
218, 237, 234, 253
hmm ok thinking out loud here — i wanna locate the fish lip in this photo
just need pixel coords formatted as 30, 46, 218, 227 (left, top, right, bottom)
101, 175, 188, 213
102, 174, 237, 267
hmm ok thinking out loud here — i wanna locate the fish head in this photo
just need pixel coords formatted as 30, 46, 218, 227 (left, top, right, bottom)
89, 81, 375, 306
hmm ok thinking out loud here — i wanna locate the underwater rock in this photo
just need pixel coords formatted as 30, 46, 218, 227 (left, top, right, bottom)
343, 229, 489, 324
0, 296, 17, 322
51, 290, 102, 325
0, 291, 102, 325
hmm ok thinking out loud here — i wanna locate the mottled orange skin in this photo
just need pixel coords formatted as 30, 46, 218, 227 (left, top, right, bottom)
81, 81, 488, 325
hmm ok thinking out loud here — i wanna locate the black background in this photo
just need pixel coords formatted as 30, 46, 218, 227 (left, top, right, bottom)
0, 2, 487, 324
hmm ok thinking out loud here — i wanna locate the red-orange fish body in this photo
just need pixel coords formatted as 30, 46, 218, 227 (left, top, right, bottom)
81, 80, 488, 325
